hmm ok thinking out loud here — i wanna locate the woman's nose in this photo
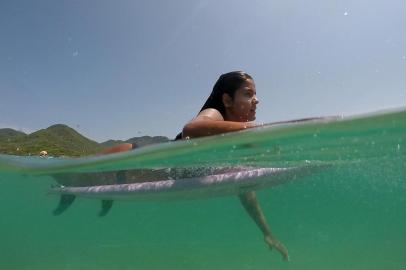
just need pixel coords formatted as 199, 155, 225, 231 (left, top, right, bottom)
253, 95, 259, 104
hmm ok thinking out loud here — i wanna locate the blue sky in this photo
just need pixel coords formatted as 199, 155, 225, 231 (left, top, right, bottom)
0, 0, 405, 142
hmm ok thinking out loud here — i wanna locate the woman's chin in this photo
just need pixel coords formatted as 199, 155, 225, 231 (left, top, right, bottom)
238, 113, 255, 122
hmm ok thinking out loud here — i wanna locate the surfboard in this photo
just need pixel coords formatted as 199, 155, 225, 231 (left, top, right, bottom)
50, 165, 324, 201
48, 164, 326, 216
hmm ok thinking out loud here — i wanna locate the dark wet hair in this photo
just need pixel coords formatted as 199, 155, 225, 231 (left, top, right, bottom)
199, 71, 253, 117
174, 71, 253, 140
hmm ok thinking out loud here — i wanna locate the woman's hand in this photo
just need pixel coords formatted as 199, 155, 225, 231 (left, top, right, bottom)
264, 235, 290, 261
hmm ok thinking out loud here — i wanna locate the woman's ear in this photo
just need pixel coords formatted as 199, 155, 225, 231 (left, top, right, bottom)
222, 93, 233, 108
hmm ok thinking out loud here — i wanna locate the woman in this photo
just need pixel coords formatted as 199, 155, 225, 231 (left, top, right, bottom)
90, 71, 289, 260
178, 71, 289, 260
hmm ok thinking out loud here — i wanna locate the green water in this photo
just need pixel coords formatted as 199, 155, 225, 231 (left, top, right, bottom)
1, 110, 405, 269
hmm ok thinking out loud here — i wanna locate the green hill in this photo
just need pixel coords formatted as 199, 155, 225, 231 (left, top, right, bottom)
101, 136, 170, 148
0, 124, 102, 156
100, 139, 126, 148
0, 128, 26, 140
0, 125, 170, 157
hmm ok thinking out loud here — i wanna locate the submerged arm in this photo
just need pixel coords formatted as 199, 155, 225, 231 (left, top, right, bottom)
182, 109, 289, 259
239, 191, 289, 261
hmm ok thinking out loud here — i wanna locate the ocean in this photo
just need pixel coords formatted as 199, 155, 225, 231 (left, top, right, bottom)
0, 109, 405, 270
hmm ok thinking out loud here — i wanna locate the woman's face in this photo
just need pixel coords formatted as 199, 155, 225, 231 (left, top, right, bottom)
225, 79, 259, 122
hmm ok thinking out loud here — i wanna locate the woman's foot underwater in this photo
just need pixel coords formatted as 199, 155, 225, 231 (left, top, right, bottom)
264, 235, 290, 261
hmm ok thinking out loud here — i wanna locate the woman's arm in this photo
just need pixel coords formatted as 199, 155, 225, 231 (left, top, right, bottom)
182, 109, 257, 139
182, 109, 289, 260
182, 119, 255, 139
239, 191, 289, 261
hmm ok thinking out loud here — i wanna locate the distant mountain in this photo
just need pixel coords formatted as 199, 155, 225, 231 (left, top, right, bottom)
101, 136, 170, 148
100, 139, 126, 148
0, 128, 26, 140
0, 125, 170, 157
0, 124, 103, 156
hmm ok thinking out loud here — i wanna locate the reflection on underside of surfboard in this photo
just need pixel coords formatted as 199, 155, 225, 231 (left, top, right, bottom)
49, 164, 327, 217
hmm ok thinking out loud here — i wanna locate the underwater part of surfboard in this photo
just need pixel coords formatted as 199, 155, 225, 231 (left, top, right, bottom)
49, 164, 326, 217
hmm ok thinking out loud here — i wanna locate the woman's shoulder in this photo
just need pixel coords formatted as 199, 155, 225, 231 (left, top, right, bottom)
195, 108, 224, 121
